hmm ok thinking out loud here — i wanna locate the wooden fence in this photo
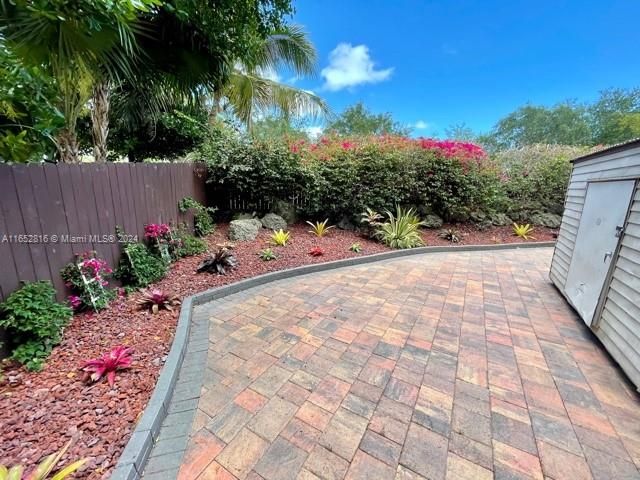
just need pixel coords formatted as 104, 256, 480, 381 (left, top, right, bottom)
0, 162, 207, 301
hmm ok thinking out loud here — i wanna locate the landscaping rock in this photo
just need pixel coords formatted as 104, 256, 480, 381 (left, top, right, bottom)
423, 214, 443, 229
260, 213, 287, 231
530, 212, 562, 228
228, 219, 260, 241
272, 199, 298, 224
337, 216, 356, 231
490, 213, 512, 226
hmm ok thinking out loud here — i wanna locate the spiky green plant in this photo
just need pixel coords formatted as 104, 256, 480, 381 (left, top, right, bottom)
259, 248, 277, 261
350, 243, 362, 253
512, 223, 535, 240
0, 439, 87, 479
306, 219, 335, 237
439, 229, 461, 243
375, 207, 426, 249
270, 229, 291, 246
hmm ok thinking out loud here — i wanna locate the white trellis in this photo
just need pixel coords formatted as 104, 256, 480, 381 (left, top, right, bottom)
77, 260, 108, 312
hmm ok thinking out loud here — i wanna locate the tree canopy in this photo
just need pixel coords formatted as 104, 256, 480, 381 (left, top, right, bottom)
327, 102, 411, 137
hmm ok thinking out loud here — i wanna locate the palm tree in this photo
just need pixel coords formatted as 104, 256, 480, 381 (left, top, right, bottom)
0, 0, 148, 163
217, 25, 330, 131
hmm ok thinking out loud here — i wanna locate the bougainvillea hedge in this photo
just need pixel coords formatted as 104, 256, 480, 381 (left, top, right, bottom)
203, 134, 505, 221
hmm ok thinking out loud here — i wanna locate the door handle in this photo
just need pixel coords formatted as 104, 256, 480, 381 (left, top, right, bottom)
604, 251, 612, 262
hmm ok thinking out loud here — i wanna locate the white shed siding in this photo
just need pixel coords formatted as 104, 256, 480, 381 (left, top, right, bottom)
596, 187, 640, 388
551, 142, 640, 389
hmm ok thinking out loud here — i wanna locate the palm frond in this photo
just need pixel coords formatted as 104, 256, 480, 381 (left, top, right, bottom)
225, 71, 330, 128
251, 24, 317, 77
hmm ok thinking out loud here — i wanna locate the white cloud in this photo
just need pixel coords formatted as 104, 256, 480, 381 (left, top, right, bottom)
321, 43, 393, 91
414, 120, 430, 130
305, 126, 324, 139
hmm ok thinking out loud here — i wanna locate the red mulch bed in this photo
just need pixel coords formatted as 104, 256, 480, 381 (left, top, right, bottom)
0, 222, 555, 478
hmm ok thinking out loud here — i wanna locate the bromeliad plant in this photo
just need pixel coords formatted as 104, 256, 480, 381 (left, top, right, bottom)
144, 223, 174, 262
513, 223, 535, 240
0, 439, 87, 480
81, 345, 133, 388
270, 229, 291, 246
306, 219, 335, 237
350, 243, 362, 253
360, 208, 384, 238
308, 246, 324, 257
439, 229, 461, 243
136, 289, 180, 314
61, 251, 115, 311
259, 248, 277, 261
375, 207, 426, 249
196, 248, 237, 275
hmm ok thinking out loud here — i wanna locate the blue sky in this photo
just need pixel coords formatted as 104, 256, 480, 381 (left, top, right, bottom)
283, 0, 640, 137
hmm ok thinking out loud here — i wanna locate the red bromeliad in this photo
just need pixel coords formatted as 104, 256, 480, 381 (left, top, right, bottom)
81, 346, 134, 387
308, 246, 324, 256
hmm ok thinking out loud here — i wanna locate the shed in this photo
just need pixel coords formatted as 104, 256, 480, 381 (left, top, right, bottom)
550, 138, 640, 390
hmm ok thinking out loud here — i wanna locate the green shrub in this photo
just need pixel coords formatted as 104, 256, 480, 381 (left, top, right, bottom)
202, 135, 502, 221
0, 281, 72, 371
177, 233, 207, 257
178, 197, 217, 236
494, 144, 590, 217
116, 243, 167, 288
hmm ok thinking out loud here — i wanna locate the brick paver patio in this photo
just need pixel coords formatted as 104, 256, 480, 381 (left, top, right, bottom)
175, 248, 640, 480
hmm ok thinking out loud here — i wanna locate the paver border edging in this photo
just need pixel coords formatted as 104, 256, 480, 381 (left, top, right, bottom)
111, 240, 555, 479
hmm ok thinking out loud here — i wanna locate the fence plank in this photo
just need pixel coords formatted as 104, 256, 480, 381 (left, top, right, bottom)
0, 163, 207, 301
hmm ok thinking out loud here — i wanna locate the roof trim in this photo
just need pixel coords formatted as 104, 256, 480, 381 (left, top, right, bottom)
571, 138, 640, 164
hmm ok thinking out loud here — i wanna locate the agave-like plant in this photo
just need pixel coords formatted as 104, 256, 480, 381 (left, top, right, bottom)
259, 248, 277, 261
136, 289, 180, 314
0, 439, 87, 480
375, 207, 426, 249
512, 223, 535, 240
306, 219, 335, 237
196, 248, 238, 275
308, 246, 324, 257
350, 243, 362, 253
439, 228, 461, 243
270, 229, 291, 246
81, 346, 134, 388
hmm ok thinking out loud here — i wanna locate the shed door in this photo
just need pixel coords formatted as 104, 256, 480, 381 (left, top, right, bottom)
565, 180, 635, 326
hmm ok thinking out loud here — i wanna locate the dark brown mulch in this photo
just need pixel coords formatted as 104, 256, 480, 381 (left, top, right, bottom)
0, 222, 555, 478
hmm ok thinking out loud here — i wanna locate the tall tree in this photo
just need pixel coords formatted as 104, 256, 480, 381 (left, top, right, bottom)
0, 0, 151, 162
326, 102, 410, 136
589, 88, 640, 145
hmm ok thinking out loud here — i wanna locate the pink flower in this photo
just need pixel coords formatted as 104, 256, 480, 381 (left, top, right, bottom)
68, 295, 82, 310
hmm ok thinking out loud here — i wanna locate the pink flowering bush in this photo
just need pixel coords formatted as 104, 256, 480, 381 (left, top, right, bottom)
144, 223, 171, 240
205, 134, 502, 221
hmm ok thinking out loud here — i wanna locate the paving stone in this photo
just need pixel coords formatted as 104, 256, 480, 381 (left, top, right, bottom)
252, 365, 292, 397
493, 440, 543, 480
400, 423, 448, 480
345, 449, 396, 480
394, 465, 428, 479
320, 407, 368, 461
446, 452, 493, 480
290, 370, 322, 391
304, 445, 350, 480
452, 405, 492, 446
282, 417, 322, 453
216, 428, 269, 479
537, 441, 592, 480
235, 388, 268, 414
207, 402, 253, 443
308, 375, 351, 413
384, 377, 419, 407
449, 431, 493, 471
529, 410, 582, 456
342, 393, 376, 419
296, 401, 333, 432
254, 437, 308, 480
278, 381, 311, 406
582, 444, 640, 480
249, 396, 298, 441
491, 412, 538, 455
177, 428, 225, 479
360, 430, 402, 466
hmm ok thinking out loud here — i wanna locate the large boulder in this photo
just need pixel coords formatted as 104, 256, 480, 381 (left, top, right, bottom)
423, 214, 443, 229
260, 213, 287, 231
272, 199, 298, 224
530, 212, 562, 229
228, 219, 260, 241
490, 213, 512, 226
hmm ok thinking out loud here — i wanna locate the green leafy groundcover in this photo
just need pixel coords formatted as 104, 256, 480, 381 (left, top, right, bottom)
0, 281, 72, 371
